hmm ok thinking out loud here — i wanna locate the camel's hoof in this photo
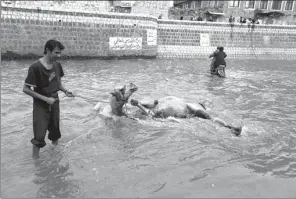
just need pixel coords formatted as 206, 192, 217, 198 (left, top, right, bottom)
233, 127, 242, 136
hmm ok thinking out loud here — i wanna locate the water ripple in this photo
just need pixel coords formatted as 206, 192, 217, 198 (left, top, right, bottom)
1, 59, 296, 198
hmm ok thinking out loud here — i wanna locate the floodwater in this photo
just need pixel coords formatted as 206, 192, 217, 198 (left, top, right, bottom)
1, 58, 296, 198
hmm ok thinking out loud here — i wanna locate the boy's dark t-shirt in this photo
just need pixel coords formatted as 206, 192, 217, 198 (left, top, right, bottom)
25, 60, 64, 105
214, 51, 227, 67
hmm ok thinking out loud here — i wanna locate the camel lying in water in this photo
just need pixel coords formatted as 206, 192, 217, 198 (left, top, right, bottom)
95, 83, 242, 136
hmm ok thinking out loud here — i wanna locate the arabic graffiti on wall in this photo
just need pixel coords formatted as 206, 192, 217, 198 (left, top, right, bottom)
200, 33, 210, 46
109, 37, 142, 51
147, 29, 157, 46
263, 36, 270, 46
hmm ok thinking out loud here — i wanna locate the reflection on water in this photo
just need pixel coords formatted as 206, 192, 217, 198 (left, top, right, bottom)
33, 153, 81, 198
1, 58, 296, 198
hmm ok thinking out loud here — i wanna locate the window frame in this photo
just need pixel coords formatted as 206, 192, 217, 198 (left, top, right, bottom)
191, 1, 195, 8
271, 0, 283, 10
184, 2, 189, 9
285, 0, 294, 11
183, 3, 188, 9
259, 0, 268, 10
245, 0, 256, 9
209, 0, 219, 7
228, 0, 240, 7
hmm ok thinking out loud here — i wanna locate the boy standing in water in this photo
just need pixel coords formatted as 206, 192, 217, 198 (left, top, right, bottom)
23, 39, 74, 159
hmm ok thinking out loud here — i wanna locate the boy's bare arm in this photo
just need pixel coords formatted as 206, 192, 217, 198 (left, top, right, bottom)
60, 83, 74, 97
59, 83, 68, 93
23, 84, 55, 104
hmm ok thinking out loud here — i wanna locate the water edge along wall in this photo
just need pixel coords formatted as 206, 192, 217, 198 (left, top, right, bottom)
1, 6, 296, 60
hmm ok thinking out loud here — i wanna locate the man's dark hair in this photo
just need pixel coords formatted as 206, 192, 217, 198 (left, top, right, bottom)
43, 39, 65, 54
217, 46, 224, 50
217, 46, 224, 51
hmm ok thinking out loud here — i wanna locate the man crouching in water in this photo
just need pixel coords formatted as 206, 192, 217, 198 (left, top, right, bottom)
109, 83, 139, 117
209, 46, 227, 77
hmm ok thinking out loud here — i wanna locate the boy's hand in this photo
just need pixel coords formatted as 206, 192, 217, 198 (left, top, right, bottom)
46, 97, 56, 105
65, 90, 75, 97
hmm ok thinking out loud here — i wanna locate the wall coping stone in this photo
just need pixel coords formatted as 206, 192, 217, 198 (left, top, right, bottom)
158, 19, 296, 29
1, 6, 158, 22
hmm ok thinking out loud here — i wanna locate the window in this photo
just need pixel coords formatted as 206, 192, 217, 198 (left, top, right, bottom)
271, 0, 282, 10
259, 0, 268, 9
186, 2, 190, 8
245, 0, 255, 8
209, 0, 218, 7
183, 3, 188, 9
229, 0, 240, 7
109, 0, 114, 7
195, 0, 202, 8
285, 0, 294, 10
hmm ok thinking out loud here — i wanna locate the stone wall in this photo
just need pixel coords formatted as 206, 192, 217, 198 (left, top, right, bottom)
1, 6, 296, 60
157, 20, 296, 59
1, 6, 158, 59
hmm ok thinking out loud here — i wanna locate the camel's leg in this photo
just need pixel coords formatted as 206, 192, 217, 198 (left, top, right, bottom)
174, 113, 189, 118
198, 102, 207, 110
212, 118, 242, 136
140, 100, 158, 109
186, 103, 242, 136
187, 103, 206, 112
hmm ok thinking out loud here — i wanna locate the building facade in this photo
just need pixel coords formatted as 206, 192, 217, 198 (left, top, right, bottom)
171, 0, 226, 21
174, 0, 223, 9
1, 1, 173, 19
225, 0, 296, 24
113, 1, 174, 19
172, 0, 296, 24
